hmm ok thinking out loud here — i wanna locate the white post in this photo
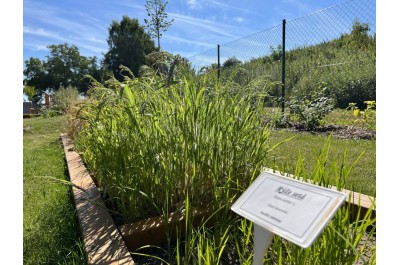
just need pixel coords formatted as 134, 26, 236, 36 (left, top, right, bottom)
252, 223, 274, 265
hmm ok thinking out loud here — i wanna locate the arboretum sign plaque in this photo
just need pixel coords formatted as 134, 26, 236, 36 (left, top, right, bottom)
231, 171, 346, 264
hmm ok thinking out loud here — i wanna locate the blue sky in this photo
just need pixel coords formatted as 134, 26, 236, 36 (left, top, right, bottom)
23, 0, 349, 67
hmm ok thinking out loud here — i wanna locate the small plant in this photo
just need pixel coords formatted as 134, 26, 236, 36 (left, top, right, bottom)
347, 100, 376, 130
289, 86, 335, 130
40, 107, 59, 118
272, 112, 291, 128
52, 86, 81, 114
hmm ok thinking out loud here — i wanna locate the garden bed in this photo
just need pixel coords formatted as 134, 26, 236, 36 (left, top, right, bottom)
277, 123, 376, 140
61, 134, 134, 265
62, 133, 375, 264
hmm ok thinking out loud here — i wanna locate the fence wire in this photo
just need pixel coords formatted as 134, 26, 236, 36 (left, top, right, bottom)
187, 0, 376, 109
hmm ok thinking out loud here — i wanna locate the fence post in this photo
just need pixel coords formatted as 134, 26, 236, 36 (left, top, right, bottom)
217, 44, 221, 79
281, 19, 286, 114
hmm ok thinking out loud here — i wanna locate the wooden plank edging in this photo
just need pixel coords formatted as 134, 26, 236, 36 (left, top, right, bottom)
61, 134, 135, 265
119, 207, 213, 251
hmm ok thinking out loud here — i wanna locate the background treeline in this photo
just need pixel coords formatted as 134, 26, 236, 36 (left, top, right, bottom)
24, 18, 375, 110
23, 16, 158, 104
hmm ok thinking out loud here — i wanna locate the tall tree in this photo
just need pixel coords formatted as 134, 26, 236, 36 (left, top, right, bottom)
144, 0, 174, 50
23, 43, 100, 103
103, 16, 156, 80
23, 57, 52, 103
23, 86, 36, 101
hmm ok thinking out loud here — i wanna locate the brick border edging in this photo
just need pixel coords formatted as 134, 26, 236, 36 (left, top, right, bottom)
61, 134, 135, 265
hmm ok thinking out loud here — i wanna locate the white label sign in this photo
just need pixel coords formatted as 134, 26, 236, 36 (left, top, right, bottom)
231, 171, 346, 248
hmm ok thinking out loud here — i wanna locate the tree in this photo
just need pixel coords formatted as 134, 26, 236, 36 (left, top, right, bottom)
23, 85, 35, 101
144, 0, 174, 50
23, 57, 51, 103
338, 20, 372, 49
269, 45, 282, 62
222, 57, 242, 68
23, 43, 100, 103
103, 16, 156, 80
350, 19, 370, 48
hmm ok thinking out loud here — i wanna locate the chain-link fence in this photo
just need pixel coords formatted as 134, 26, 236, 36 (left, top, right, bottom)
187, 0, 376, 111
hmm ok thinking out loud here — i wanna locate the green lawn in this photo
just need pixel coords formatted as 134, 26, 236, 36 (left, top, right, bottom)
23, 116, 86, 264
265, 129, 376, 197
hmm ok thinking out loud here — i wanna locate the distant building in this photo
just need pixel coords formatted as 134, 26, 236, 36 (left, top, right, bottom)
23, 101, 39, 117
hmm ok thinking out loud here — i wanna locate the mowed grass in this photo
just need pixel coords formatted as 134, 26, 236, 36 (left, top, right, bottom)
23, 116, 86, 264
324, 108, 357, 126
265, 129, 376, 197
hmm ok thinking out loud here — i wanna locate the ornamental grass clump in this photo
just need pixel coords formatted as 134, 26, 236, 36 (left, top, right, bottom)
72, 67, 376, 264
73, 67, 274, 223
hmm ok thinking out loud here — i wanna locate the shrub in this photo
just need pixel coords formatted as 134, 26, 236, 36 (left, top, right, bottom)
52, 86, 81, 114
40, 107, 59, 118
222, 57, 242, 68
347, 100, 376, 130
289, 87, 335, 130
334, 77, 376, 109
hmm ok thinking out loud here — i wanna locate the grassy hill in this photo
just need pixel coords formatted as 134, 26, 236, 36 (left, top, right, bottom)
218, 20, 376, 109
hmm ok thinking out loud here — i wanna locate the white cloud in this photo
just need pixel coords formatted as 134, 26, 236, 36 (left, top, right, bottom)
87, 37, 105, 44
23, 26, 69, 42
23, 25, 107, 55
165, 35, 215, 49
24, 42, 48, 52
281, 0, 314, 16
187, 0, 201, 9
234, 17, 244, 23
24, 1, 109, 56
170, 12, 237, 39
114, 0, 144, 10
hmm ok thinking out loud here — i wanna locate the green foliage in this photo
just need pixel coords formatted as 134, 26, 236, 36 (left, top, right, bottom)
23, 85, 36, 101
347, 100, 376, 130
144, 0, 174, 50
23, 58, 48, 103
348, 19, 371, 49
74, 67, 273, 223
216, 20, 375, 109
143, 51, 190, 87
40, 108, 59, 118
133, 138, 376, 264
222, 57, 242, 68
52, 86, 81, 114
265, 128, 376, 196
23, 116, 86, 264
72, 67, 375, 264
104, 16, 157, 80
289, 86, 335, 130
23, 43, 100, 103
269, 44, 282, 62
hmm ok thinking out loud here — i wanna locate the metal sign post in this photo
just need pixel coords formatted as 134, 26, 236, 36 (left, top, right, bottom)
253, 224, 274, 265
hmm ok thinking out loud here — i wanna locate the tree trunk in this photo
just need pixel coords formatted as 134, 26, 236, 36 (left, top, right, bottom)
157, 31, 160, 51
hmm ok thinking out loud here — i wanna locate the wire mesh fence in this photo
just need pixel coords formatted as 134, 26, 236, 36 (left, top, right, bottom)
187, 0, 376, 112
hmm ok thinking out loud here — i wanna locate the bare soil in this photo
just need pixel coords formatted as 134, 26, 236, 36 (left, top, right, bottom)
282, 123, 376, 140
